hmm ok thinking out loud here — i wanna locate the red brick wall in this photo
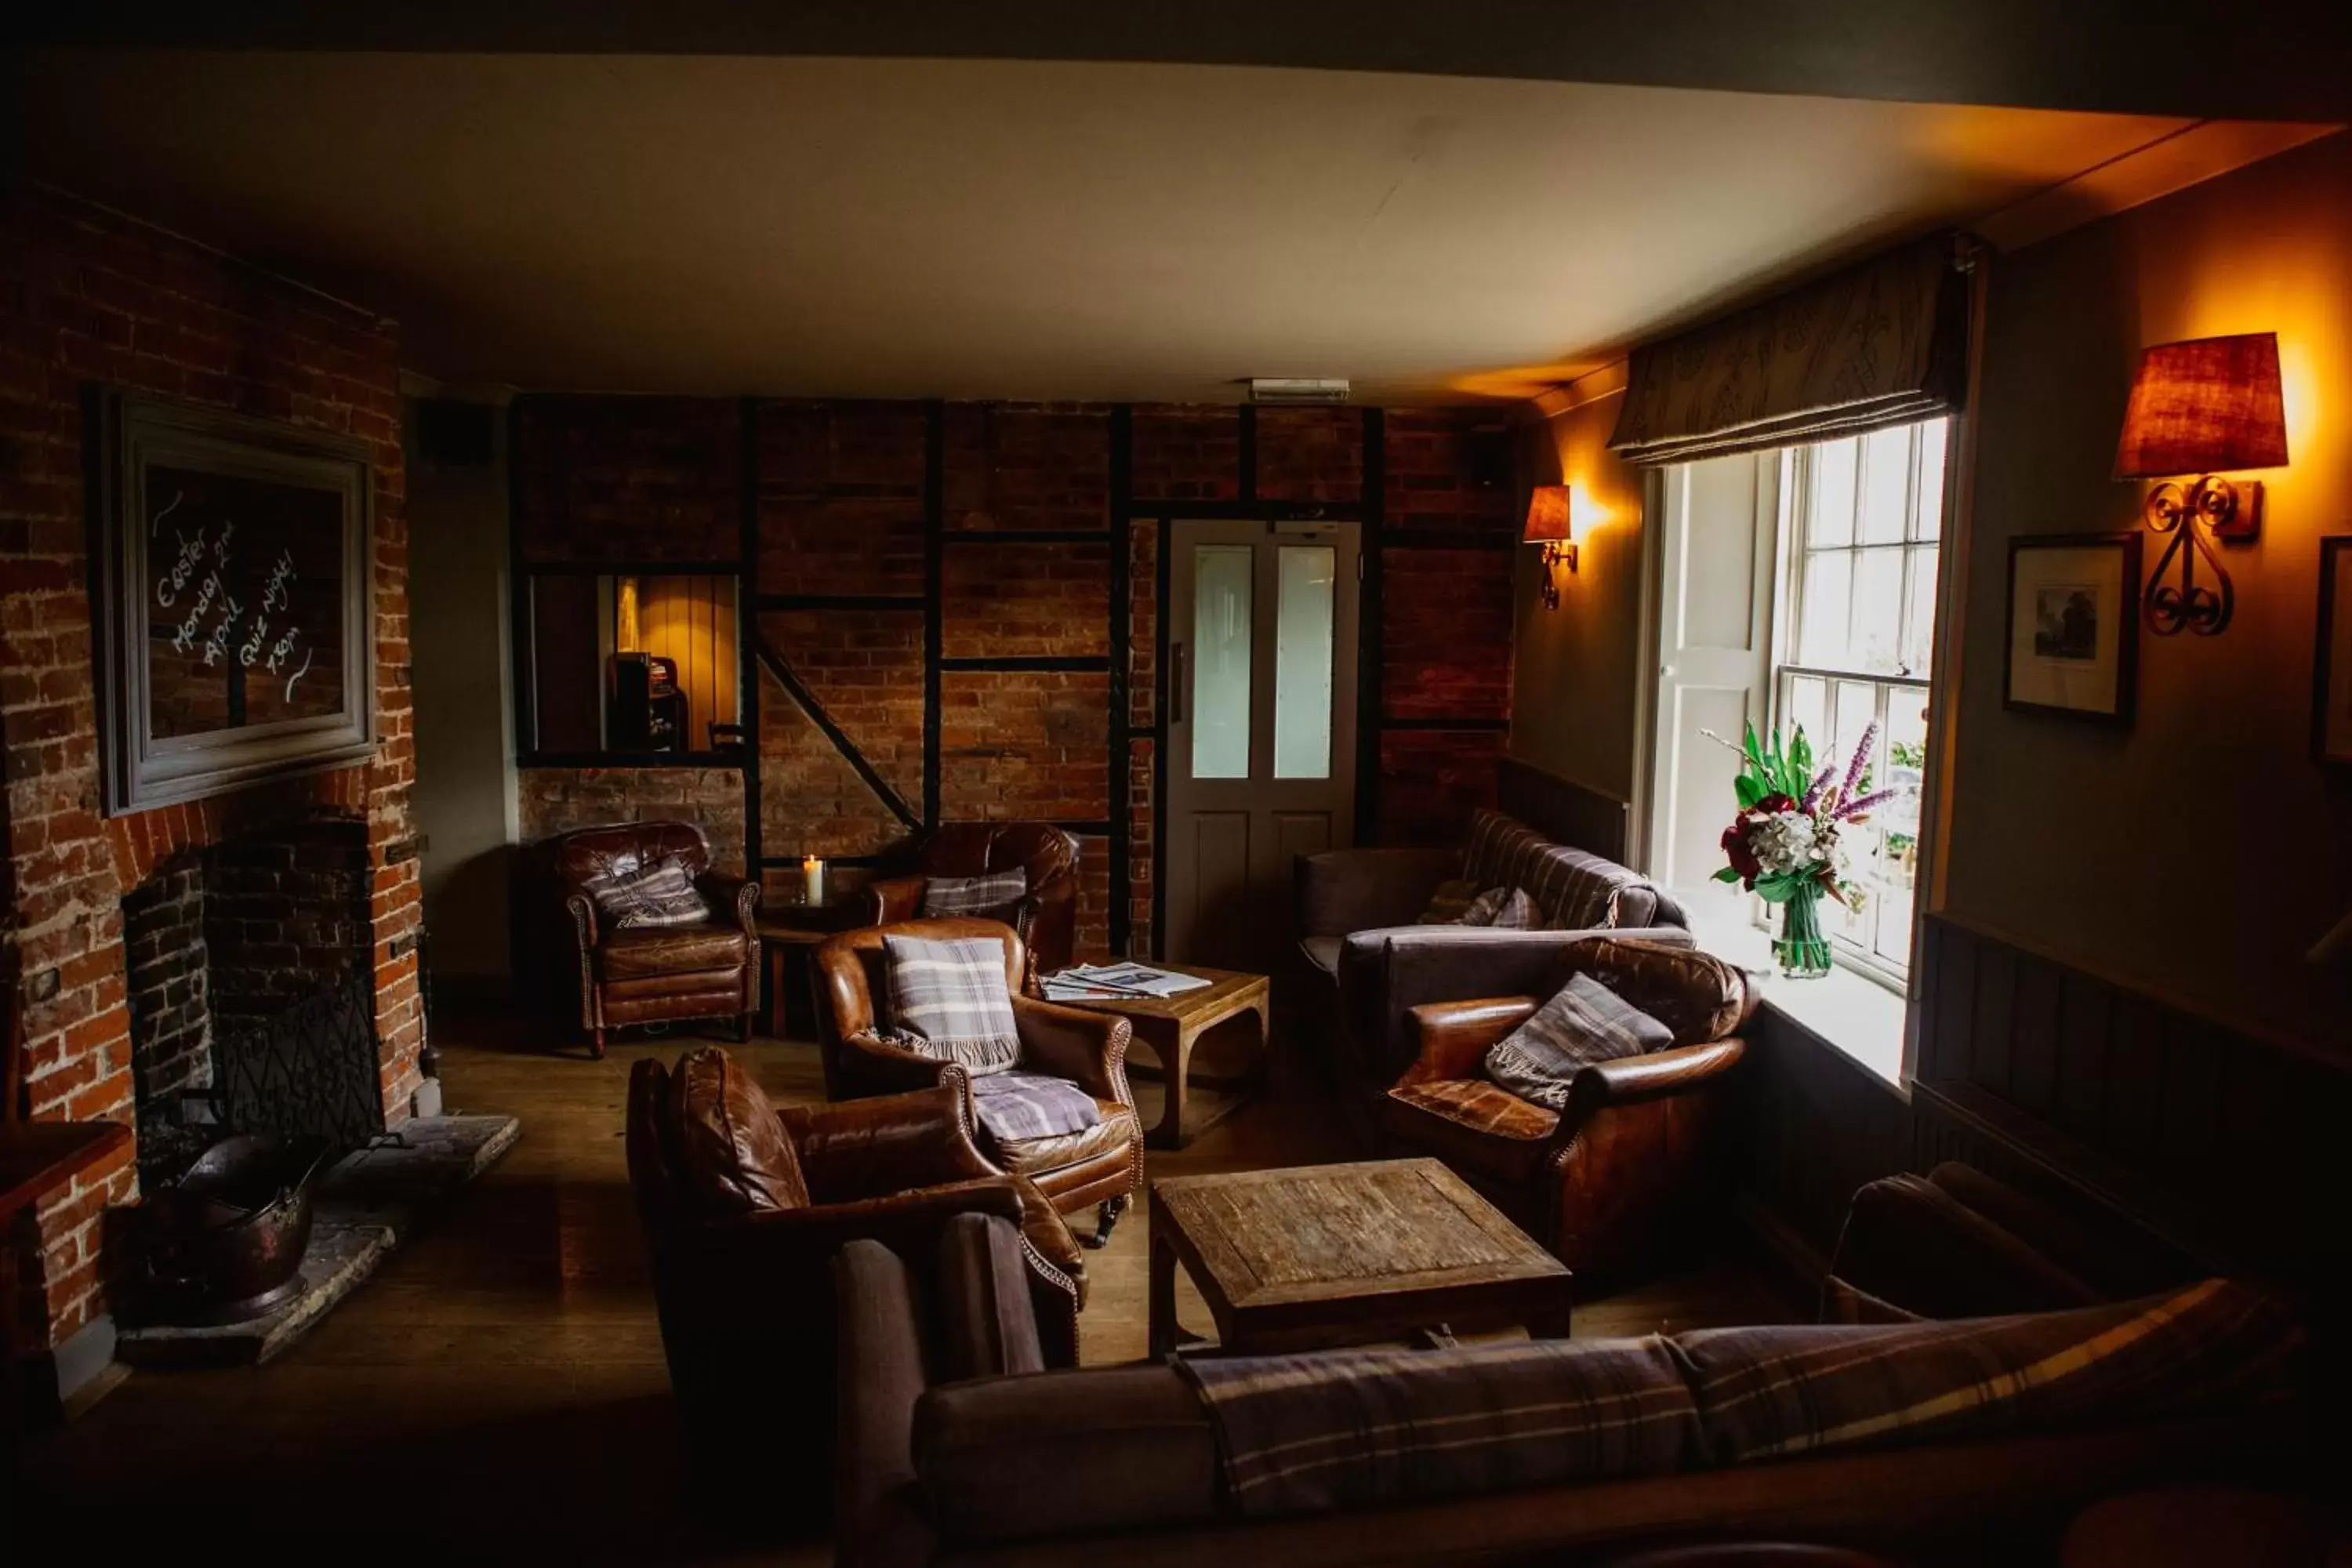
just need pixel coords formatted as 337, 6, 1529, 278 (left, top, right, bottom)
0, 187, 419, 1351
1257, 406, 1363, 503
515, 397, 741, 564
516, 767, 746, 873
943, 404, 1109, 532
757, 608, 924, 858
756, 401, 926, 596
1131, 405, 1240, 503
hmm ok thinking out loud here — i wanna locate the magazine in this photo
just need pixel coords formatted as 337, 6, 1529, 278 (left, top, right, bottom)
1043, 962, 1213, 1001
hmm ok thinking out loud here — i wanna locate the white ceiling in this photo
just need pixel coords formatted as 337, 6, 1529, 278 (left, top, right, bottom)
0, 52, 2231, 402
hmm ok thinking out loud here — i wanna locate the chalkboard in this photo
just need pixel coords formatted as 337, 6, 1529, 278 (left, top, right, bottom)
96, 394, 376, 815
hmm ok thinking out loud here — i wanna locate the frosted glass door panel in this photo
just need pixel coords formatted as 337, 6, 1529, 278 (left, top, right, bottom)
1273, 546, 1336, 779
1191, 544, 1253, 779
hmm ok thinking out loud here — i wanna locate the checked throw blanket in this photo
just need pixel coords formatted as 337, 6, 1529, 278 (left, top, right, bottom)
967, 1070, 1102, 1145
1178, 1338, 1700, 1518
882, 933, 1022, 1074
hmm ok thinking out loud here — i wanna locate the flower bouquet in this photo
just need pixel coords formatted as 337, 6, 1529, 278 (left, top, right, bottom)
1708, 721, 1895, 978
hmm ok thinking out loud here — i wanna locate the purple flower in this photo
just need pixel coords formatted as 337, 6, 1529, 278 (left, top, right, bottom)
1800, 763, 1835, 814
1838, 787, 1898, 822
1836, 721, 1880, 807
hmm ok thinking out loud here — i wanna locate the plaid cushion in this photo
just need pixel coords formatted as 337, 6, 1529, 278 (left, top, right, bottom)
921, 868, 1029, 918
1484, 973, 1672, 1110
590, 857, 711, 929
1417, 878, 1483, 924
1521, 843, 1641, 931
1180, 1338, 1699, 1519
882, 935, 1022, 1075
967, 1070, 1102, 1144
1671, 1278, 2303, 1465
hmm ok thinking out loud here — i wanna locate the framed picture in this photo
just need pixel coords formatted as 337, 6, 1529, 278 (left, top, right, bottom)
2316, 536, 2352, 768
2004, 532, 2141, 724
94, 392, 376, 815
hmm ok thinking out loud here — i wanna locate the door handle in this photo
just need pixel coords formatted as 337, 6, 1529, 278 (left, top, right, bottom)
1170, 642, 1187, 724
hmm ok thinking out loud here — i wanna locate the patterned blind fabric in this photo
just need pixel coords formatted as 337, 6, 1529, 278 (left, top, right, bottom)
1609, 235, 1970, 466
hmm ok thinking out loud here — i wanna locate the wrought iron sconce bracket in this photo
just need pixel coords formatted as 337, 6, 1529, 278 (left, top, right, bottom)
2140, 474, 2259, 637
1535, 539, 1577, 612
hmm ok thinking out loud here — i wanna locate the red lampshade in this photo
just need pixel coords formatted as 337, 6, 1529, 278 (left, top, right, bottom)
1523, 484, 1572, 543
2112, 332, 2288, 479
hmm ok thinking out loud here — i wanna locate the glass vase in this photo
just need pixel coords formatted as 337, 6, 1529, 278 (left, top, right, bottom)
1773, 883, 1835, 980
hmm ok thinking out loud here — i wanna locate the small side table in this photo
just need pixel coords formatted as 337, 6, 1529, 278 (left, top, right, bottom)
1051, 965, 1269, 1150
757, 898, 866, 1038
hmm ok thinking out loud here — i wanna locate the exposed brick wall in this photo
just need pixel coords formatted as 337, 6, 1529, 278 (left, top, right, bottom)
943, 404, 1109, 531
942, 537, 1111, 659
0, 186, 418, 1351
1383, 408, 1517, 535
1131, 405, 1240, 503
1379, 730, 1508, 846
938, 670, 1112, 824
1257, 406, 1363, 503
516, 767, 746, 873
515, 397, 741, 564
757, 607, 925, 858
1383, 548, 1515, 722
757, 401, 926, 596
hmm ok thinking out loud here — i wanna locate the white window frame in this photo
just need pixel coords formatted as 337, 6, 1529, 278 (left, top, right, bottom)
1755, 422, 1951, 992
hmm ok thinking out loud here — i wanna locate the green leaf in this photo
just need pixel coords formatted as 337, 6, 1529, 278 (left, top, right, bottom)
1711, 866, 1744, 884
1789, 726, 1813, 794
1753, 870, 1809, 904
1742, 721, 1765, 773
1733, 775, 1765, 809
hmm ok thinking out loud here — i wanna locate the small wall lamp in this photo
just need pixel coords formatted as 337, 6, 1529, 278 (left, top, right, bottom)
1523, 484, 1576, 611
2113, 332, 2288, 637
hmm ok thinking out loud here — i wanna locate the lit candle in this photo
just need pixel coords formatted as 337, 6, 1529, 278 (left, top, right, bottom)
802, 855, 824, 906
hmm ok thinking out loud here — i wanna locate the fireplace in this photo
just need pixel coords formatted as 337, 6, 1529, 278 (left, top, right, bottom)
122, 818, 384, 1189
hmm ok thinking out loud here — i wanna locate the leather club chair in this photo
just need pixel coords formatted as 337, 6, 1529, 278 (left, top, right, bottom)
626, 1048, 1083, 1515
539, 820, 759, 1058
812, 916, 1144, 1247
1381, 936, 1757, 1279
862, 822, 1083, 982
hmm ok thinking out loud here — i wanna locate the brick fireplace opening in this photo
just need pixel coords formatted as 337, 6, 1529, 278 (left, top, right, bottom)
121, 818, 384, 1189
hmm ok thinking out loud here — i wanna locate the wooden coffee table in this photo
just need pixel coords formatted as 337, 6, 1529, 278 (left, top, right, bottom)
1149, 1158, 1573, 1357
1051, 964, 1269, 1150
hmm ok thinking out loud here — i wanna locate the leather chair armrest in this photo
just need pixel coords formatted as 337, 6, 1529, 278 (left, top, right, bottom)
837, 1031, 960, 1098
863, 875, 927, 925
562, 890, 601, 951
783, 1076, 997, 1201
1010, 994, 1133, 1104
695, 871, 761, 935
732, 1175, 1028, 1258
1401, 996, 1539, 1085
1296, 846, 1462, 938
1561, 1036, 1746, 1127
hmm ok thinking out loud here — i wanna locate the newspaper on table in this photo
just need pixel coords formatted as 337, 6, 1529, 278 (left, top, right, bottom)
1042, 961, 1214, 1002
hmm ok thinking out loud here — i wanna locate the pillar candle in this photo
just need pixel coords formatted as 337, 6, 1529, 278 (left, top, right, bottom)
802, 856, 824, 906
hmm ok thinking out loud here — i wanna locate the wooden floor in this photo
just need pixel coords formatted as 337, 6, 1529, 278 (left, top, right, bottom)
27, 1009, 1795, 1562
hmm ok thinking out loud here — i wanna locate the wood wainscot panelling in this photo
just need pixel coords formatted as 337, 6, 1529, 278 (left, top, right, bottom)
1732, 1007, 1912, 1281
1913, 914, 2352, 1292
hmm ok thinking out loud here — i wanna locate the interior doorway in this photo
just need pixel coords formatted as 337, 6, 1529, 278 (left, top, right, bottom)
1163, 518, 1361, 971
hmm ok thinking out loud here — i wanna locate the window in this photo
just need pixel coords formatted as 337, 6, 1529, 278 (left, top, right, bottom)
1765, 421, 1947, 984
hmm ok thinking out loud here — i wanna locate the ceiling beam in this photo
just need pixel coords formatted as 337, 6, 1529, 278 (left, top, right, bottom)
11, 0, 2351, 124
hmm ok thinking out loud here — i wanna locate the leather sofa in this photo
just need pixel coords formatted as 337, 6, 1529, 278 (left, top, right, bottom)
1294, 808, 1692, 1134
625, 1050, 1083, 1515
536, 820, 760, 1057
1380, 937, 1757, 1279
835, 1217, 2304, 1568
863, 822, 1083, 982
812, 917, 1145, 1246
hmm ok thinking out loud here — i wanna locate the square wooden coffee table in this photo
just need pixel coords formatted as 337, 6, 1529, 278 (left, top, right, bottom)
1148, 1158, 1573, 1357
1048, 964, 1269, 1150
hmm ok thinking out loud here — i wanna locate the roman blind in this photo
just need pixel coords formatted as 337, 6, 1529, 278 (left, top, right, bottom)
1608, 234, 1972, 466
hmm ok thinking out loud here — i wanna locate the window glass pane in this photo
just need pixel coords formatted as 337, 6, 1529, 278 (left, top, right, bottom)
1914, 419, 1950, 540
1871, 694, 1931, 964
1797, 550, 1852, 666
1787, 675, 1828, 753
1807, 438, 1858, 547
1272, 545, 1335, 779
1191, 544, 1253, 779
1858, 426, 1911, 544
1849, 547, 1905, 674
1834, 681, 1878, 784
1901, 544, 1940, 676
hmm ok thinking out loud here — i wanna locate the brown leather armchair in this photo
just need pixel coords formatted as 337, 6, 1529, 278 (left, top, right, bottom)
539, 821, 759, 1058
811, 917, 1145, 1247
626, 1049, 1083, 1515
862, 822, 1082, 982
1381, 937, 1757, 1279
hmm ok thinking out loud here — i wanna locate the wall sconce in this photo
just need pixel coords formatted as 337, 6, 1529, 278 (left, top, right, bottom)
2113, 332, 2288, 637
1523, 484, 1576, 612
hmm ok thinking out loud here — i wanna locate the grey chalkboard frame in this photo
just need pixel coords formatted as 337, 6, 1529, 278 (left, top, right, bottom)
94, 391, 377, 816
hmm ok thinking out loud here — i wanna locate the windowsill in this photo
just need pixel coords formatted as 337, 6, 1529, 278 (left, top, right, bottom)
1681, 906, 1907, 1088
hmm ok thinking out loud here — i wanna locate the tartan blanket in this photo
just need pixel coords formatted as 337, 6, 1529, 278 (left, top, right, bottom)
1672, 1277, 2303, 1464
1178, 1338, 1699, 1518
967, 1070, 1102, 1145
1461, 808, 1649, 931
